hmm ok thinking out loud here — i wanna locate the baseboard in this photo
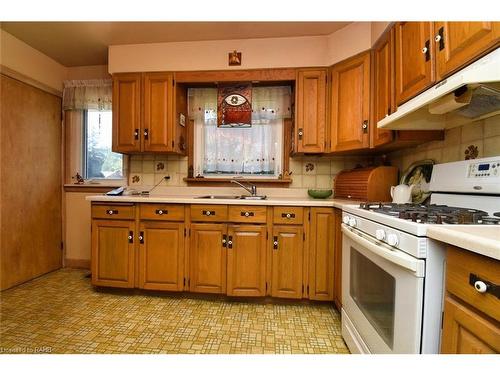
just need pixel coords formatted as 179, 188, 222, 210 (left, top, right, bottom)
64, 258, 90, 269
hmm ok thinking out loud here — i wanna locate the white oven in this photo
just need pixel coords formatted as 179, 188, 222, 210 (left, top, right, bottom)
341, 223, 426, 354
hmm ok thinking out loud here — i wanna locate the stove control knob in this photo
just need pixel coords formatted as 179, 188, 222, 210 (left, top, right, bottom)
343, 215, 350, 224
348, 218, 357, 227
375, 229, 386, 241
387, 233, 399, 247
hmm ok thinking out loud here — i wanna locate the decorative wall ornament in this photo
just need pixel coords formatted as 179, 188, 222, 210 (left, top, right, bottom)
228, 50, 242, 66
464, 144, 479, 160
217, 84, 252, 127
156, 162, 165, 171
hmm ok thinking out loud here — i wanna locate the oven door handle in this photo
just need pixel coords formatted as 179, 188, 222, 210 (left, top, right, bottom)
342, 225, 425, 277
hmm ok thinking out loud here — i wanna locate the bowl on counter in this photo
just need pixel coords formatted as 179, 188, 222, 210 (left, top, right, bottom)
307, 189, 333, 199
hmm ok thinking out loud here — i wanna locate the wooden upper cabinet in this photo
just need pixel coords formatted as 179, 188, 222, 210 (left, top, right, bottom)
434, 22, 500, 79
271, 225, 304, 299
226, 225, 267, 297
395, 22, 435, 105
295, 69, 327, 153
308, 208, 335, 301
330, 51, 371, 152
143, 72, 175, 152
91, 219, 135, 288
189, 223, 227, 294
138, 221, 184, 291
371, 27, 395, 147
112, 73, 142, 153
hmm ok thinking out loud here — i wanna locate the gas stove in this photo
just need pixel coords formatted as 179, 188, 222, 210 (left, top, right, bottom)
358, 202, 500, 225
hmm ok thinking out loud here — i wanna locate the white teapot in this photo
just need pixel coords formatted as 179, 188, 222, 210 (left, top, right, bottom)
390, 184, 415, 204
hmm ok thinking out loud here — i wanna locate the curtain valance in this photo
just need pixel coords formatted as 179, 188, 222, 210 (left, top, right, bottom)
62, 79, 112, 111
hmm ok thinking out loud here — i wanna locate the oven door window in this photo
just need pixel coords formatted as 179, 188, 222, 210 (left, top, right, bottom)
350, 247, 395, 349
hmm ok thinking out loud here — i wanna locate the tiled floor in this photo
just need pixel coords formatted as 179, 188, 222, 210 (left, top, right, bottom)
0, 269, 349, 354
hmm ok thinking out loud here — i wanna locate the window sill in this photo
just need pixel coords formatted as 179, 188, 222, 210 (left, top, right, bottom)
63, 183, 124, 193
184, 177, 292, 186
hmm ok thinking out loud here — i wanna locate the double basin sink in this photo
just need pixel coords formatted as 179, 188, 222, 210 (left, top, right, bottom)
195, 195, 267, 200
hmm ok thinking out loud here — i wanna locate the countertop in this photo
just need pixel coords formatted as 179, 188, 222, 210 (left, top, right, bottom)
85, 194, 360, 210
427, 225, 500, 261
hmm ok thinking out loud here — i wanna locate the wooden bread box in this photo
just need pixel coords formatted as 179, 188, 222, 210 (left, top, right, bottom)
334, 166, 398, 202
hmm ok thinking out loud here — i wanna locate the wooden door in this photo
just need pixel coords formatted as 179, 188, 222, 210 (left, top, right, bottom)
226, 225, 267, 297
308, 208, 335, 301
143, 72, 174, 152
271, 225, 304, 299
441, 296, 500, 354
295, 69, 327, 153
189, 223, 227, 294
330, 51, 371, 152
91, 220, 135, 288
435, 22, 500, 79
0, 75, 62, 290
371, 27, 395, 147
395, 22, 435, 105
112, 73, 142, 153
138, 221, 184, 291
333, 209, 343, 310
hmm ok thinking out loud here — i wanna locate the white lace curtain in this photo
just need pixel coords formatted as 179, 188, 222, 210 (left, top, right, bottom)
189, 86, 291, 176
62, 79, 112, 111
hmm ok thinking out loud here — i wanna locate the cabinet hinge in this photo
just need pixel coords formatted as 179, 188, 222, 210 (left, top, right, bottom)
266, 231, 269, 240
265, 282, 268, 293
303, 233, 306, 241
308, 212, 311, 221
441, 311, 444, 329
184, 228, 187, 237
183, 278, 186, 287
172, 140, 175, 148
307, 285, 309, 295
60, 241, 64, 250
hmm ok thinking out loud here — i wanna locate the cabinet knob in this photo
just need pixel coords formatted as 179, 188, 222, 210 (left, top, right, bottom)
106, 209, 118, 215
362, 121, 368, 133
474, 281, 488, 293
286, 213, 291, 219
134, 129, 139, 140
143, 128, 149, 140
298, 128, 303, 140
434, 34, 442, 42
244, 212, 250, 217
206, 211, 211, 216
421, 46, 428, 54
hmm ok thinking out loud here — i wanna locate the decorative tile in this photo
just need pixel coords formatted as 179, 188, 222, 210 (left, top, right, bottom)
483, 136, 500, 157
315, 175, 332, 189
0, 270, 349, 354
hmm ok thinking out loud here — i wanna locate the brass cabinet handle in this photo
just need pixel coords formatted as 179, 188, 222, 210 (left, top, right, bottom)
422, 40, 431, 61
281, 213, 295, 219
469, 273, 500, 298
143, 128, 149, 140
155, 209, 168, 215
241, 211, 254, 217
222, 235, 227, 247
128, 231, 134, 243
139, 231, 144, 244
227, 236, 233, 249
202, 210, 215, 216
362, 120, 368, 133
273, 236, 278, 250
435, 27, 445, 51
134, 129, 139, 140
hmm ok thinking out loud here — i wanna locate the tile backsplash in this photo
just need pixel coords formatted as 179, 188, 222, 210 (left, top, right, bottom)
128, 154, 370, 189
388, 115, 500, 173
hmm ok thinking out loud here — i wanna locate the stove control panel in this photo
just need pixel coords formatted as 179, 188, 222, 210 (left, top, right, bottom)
468, 160, 500, 178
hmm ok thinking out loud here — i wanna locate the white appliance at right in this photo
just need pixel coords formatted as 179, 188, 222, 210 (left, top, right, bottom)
341, 156, 500, 354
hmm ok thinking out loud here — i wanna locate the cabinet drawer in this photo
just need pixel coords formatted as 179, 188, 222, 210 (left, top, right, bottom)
140, 204, 185, 221
190, 204, 228, 222
91, 203, 135, 220
273, 207, 304, 225
446, 246, 500, 322
227, 205, 267, 223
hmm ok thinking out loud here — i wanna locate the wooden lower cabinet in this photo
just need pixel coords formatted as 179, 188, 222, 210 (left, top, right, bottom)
91, 219, 135, 288
333, 209, 343, 310
308, 208, 335, 301
271, 225, 304, 299
138, 221, 184, 291
226, 225, 267, 297
189, 223, 227, 294
441, 296, 500, 354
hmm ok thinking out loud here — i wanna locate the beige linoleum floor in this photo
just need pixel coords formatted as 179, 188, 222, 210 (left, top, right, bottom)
0, 269, 348, 354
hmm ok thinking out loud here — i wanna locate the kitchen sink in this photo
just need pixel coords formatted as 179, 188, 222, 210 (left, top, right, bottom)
195, 195, 267, 200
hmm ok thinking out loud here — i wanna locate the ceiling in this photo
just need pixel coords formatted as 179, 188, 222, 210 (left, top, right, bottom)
1, 22, 351, 67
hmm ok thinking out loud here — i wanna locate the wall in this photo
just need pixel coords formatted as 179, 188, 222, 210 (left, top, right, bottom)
326, 22, 372, 65
127, 154, 370, 190
371, 22, 391, 45
0, 29, 67, 93
388, 115, 500, 173
66, 65, 110, 80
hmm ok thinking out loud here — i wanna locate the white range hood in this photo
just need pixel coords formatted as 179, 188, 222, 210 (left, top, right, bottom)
378, 47, 500, 130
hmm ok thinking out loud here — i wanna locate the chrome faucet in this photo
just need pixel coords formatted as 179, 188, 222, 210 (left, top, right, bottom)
231, 179, 257, 196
